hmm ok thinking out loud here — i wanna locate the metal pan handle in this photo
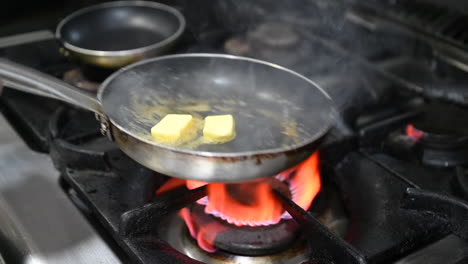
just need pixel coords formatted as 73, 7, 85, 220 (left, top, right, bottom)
0, 58, 104, 115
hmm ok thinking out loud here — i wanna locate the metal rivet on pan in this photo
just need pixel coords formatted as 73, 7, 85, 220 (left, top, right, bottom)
100, 123, 108, 136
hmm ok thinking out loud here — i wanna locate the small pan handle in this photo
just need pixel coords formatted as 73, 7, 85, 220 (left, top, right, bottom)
0, 58, 104, 115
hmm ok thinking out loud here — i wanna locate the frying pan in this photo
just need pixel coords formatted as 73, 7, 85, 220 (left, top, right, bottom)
0, 54, 336, 182
56, 1, 185, 68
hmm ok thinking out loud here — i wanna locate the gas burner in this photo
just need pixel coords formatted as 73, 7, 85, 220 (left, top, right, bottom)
158, 179, 348, 263
223, 39, 251, 56
380, 101, 468, 167
153, 153, 335, 258
62, 65, 115, 91
224, 22, 300, 55
165, 215, 310, 264
223, 21, 308, 66
408, 102, 468, 167
183, 204, 299, 256
63, 68, 100, 92
248, 22, 300, 48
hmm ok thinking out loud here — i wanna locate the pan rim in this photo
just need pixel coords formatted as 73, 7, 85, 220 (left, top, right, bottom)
99, 53, 337, 158
55, 1, 186, 56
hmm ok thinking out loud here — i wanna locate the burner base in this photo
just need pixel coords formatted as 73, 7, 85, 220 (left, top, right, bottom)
162, 212, 310, 264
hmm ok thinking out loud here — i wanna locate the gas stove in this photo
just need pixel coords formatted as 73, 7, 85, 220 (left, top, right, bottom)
1, 0, 468, 263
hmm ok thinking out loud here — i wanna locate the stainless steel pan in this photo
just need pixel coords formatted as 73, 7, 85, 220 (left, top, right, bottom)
56, 1, 185, 68
0, 54, 336, 182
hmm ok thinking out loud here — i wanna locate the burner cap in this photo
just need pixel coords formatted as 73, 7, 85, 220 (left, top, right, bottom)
248, 22, 299, 47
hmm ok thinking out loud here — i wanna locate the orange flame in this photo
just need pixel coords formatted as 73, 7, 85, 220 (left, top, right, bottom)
186, 180, 207, 190
155, 153, 321, 251
204, 181, 284, 226
179, 208, 224, 252
155, 178, 185, 195
406, 124, 424, 140
289, 152, 321, 213
186, 180, 209, 204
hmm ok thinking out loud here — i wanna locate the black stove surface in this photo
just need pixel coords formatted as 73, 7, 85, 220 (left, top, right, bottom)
2, 0, 468, 263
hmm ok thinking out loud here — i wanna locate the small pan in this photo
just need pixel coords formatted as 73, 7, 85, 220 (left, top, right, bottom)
0, 54, 336, 183
56, 1, 185, 68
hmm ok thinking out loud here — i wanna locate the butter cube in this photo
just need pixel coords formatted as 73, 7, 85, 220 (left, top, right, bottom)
151, 114, 193, 143
203, 115, 236, 142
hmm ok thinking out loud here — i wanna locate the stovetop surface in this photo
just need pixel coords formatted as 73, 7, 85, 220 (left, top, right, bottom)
45, 104, 468, 264
1, 0, 468, 263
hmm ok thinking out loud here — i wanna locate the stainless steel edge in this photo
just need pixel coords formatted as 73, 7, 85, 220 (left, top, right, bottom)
0, 115, 121, 264
2, 79, 61, 100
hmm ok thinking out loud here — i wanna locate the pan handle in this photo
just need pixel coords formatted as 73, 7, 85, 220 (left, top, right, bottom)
0, 58, 104, 115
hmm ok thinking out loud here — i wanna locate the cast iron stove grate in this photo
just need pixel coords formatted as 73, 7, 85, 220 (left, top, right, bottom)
47, 106, 468, 264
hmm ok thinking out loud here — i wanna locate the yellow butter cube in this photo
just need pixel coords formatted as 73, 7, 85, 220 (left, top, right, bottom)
151, 114, 193, 143
203, 115, 236, 142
